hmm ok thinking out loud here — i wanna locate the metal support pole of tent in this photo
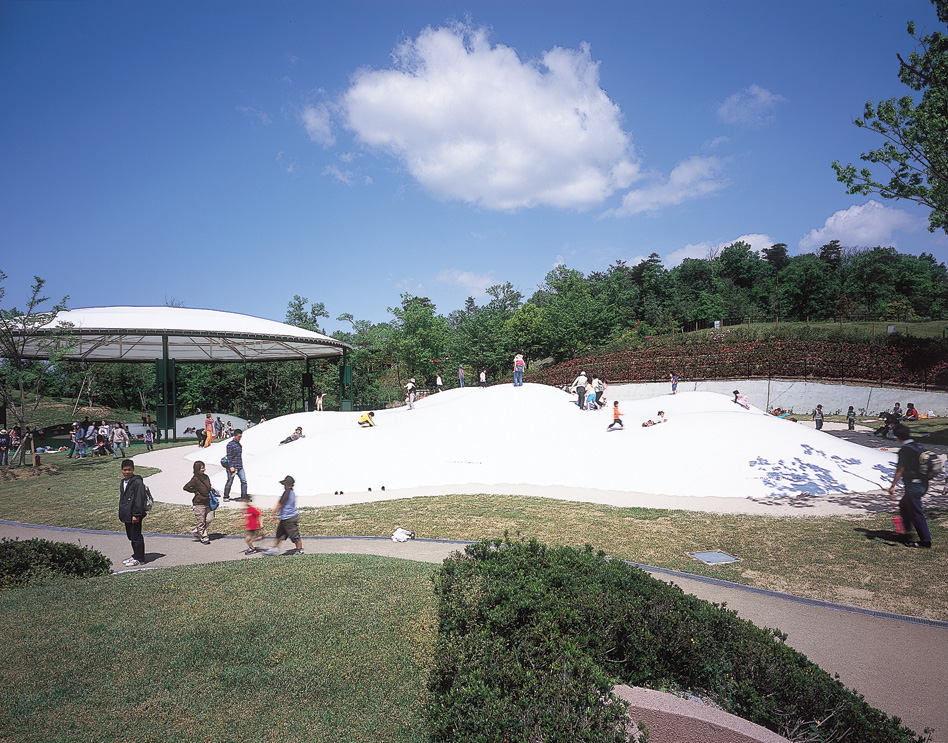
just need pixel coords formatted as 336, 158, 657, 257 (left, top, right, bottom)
339, 348, 353, 411
154, 335, 177, 444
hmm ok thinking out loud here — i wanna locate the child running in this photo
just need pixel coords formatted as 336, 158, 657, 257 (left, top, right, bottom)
607, 401, 624, 430
241, 497, 267, 554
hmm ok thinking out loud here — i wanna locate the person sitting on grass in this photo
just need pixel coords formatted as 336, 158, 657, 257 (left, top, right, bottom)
358, 412, 376, 427
278, 427, 305, 445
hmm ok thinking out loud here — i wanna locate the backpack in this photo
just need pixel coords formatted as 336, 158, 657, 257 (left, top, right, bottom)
144, 484, 154, 511
208, 488, 220, 511
917, 449, 946, 481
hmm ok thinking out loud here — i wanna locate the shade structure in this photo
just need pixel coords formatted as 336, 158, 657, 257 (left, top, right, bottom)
15, 306, 351, 362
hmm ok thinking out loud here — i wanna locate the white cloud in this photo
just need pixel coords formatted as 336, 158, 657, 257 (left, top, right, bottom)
341, 22, 640, 211
664, 233, 773, 267
237, 105, 273, 126
609, 156, 728, 216
798, 200, 920, 251
717, 84, 785, 126
436, 268, 494, 296
301, 103, 334, 146
323, 164, 356, 185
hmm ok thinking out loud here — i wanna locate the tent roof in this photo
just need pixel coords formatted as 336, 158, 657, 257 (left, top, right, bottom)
16, 306, 351, 362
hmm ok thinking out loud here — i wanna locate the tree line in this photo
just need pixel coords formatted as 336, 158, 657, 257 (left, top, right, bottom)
4, 241, 948, 424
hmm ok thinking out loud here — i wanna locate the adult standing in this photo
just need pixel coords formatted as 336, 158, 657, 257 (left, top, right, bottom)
888, 424, 933, 548
110, 423, 130, 459
224, 429, 248, 502
435, 374, 443, 392
570, 370, 588, 410
183, 460, 214, 545
119, 459, 147, 566
478, 369, 487, 388
265, 475, 304, 556
513, 354, 525, 387
316, 392, 324, 411
0, 429, 9, 467
458, 364, 465, 388
204, 413, 214, 448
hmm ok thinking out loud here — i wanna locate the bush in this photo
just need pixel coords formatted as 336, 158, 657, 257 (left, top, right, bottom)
0, 538, 111, 590
427, 537, 926, 743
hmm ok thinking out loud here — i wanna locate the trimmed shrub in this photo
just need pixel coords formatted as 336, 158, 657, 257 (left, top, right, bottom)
427, 537, 926, 743
0, 538, 111, 590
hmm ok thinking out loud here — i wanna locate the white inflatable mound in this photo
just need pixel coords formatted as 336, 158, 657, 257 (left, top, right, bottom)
190, 385, 896, 500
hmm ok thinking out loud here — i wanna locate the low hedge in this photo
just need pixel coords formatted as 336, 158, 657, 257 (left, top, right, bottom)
427, 537, 926, 743
0, 538, 112, 590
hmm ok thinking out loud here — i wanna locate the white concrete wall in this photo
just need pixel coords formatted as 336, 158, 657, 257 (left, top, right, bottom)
607, 379, 948, 417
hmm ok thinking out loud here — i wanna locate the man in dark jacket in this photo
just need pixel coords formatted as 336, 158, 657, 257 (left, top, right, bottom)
888, 425, 932, 549
119, 459, 147, 565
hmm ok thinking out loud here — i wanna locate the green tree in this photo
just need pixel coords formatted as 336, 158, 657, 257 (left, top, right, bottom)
0, 273, 71, 434
387, 294, 451, 385
833, 0, 948, 233
285, 295, 329, 333
777, 255, 841, 321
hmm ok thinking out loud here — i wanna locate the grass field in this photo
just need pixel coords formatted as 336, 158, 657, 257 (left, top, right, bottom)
0, 555, 437, 743
1, 452, 945, 621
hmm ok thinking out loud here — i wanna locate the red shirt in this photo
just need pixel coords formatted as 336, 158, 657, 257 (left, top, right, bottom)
244, 504, 262, 531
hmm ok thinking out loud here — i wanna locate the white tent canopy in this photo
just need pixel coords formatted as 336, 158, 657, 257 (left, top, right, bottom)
17, 306, 351, 362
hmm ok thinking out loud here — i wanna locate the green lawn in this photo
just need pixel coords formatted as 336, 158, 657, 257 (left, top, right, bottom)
1, 453, 945, 621
0, 555, 437, 743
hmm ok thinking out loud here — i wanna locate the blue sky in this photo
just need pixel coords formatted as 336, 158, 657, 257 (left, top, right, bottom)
3, 0, 947, 333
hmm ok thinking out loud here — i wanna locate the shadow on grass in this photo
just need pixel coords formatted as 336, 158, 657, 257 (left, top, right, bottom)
852, 526, 907, 546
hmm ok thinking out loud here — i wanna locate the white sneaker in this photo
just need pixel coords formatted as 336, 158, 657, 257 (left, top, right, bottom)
264, 547, 279, 555
124, 558, 143, 567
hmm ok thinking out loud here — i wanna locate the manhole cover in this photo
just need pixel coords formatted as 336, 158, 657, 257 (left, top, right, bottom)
687, 550, 740, 565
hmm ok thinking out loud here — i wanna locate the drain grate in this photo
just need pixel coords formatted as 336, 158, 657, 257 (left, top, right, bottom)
687, 550, 740, 565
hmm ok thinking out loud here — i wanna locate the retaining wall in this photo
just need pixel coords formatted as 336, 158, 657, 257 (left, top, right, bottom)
607, 379, 948, 416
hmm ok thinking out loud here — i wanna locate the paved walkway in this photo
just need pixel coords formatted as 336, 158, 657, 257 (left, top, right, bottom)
2, 517, 945, 739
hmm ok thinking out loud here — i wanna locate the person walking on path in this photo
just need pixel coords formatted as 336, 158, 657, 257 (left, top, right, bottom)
813, 404, 824, 431
570, 371, 588, 410
669, 373, 678, 395
513, 354, 525, 386
479, 369, 487, 388
847, 406, 856, 430
405, 378, 417, 409
119, 459, 147, 566
265, 476, 304, 556
458, 364, 465, 388
435, 374, 443, 392
607, 401, 624, 430
223, 429, 248, 502
241, 497, 267, 554
888, 424, 933, 549
183, 460, 214, 545
144, 428, 154, 451
110, 423, 130, 459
